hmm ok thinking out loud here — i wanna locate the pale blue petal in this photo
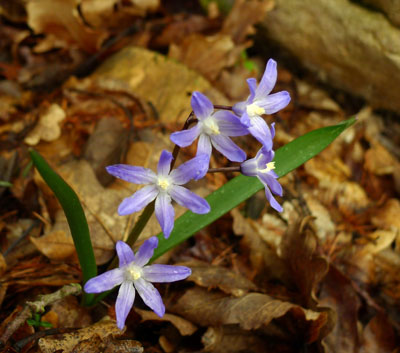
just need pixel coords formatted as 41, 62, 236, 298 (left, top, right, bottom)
155, 193, 175, 238
157, 150, 173, 176
270, 122, 276, 139
134, 278, 165, 317
213, 110, 249, 137
211, 134, 246, 162
240, 112, 251, 127
118, 185, 158, 216
248, 116, 272, 150
116, 281, 135, 330
134, 236, 159, 267
240, 158, 258, 176
191, 92, 213, 120
247, 78, 257, 104
142, 264, 191, 283
258, 173, 283, 196
255, 59, 277, 99
106, 165, 156, 184
116, 241, 135, 267
257, 148, 274, 168
263, 184, 283, 212
258, 91, 291, 114
169, 185, 210, 214
197, 134, 212, 159
84, 268, 124, 293
169, 154, 209, 185
232, 100, 247, 116
170, 125, 201, 148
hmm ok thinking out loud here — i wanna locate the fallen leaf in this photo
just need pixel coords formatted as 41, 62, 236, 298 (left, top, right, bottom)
38, 318, 123, 353
181, 260, 257, 296
24, 104, 66, 146
360, 314, 396, 353
135, 309, 197, 336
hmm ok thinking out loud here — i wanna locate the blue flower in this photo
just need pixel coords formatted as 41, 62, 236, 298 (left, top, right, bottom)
240, 127, 283, 212
170, 92, 249, 168
106, 151, 210, 238
84, 238, 191, 330
233, 59, 290, 150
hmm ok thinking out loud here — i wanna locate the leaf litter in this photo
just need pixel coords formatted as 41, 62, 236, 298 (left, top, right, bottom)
0, 0, 400, 352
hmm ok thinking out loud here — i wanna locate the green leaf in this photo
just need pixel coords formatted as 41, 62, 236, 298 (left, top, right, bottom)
29, 149, 97, 306
152, 117, 356, 260
0, 180, 12, 187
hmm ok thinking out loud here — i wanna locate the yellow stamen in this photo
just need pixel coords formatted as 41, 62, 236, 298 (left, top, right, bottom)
246, 103, 265, 117
204, 119, 220, 135
157, 178, 170, 190
128, 267, 141, 280
259, 161, 275, 173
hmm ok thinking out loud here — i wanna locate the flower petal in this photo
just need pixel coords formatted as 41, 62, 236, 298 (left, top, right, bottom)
197, 134, 212, 159
247, 78, 257, 103
142, 264, 191, 283
170, 125, 201, 148
134, 236, 159, 267
258, 91, 291, 114
155, 193, 175, 238
157, 150, 173, 176
191, 92, 213, 120
257, 148, 274, 168
118, 185, 159, 216
116, 241, 135, 267
106, 165, 156, 184
84, 268, 124, 293
263, 184, 283, 212
213, 110, 249, 136
170, 154, 209, 185
248, 116, 272, 150
255, 58, 277, 99
116, 281, 135, 330
134, 278, 165, 317
232, 100, 247, 116
240, 158, 258, 176
211, 134, 246, 162
258, 173, 283, 196
240, 112, 251, 127
169, 185, 210, 214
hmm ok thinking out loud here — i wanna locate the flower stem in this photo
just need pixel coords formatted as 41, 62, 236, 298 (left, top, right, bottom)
208, 166, 241, 173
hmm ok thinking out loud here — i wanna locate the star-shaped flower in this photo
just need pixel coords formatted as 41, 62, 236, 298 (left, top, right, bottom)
240, 130, 283, 212
233, 59, 291, 150
170, 92, 249, 170
84, 238, 191, 330
106, 151, 210, 238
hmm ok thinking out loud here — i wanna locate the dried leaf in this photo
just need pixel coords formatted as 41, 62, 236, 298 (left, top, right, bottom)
181, 260, 257, 296
24, 104, 66, 146
26, 0, 107, 52
360, 314, 396, 353
135, 309, 197, 336
38, 318, 125, 353
170, 287, 330, 343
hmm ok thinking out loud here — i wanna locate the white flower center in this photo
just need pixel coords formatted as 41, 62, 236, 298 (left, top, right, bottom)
246, 103, 265, 118
259, 161, 275, 173
202, 117, 220, 135
126, 264, 142, 281
157, 176, 171, 191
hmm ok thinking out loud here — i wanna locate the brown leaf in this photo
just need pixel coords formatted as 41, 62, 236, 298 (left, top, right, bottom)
181, 260, 257, 297
170, 287, 330, 344
38, 318, 124, 353
24, 103, 66, 146
360, 314, 397, 353
26, 0, 107, 52
135, 309, 197, 336
280, 216, 329, 308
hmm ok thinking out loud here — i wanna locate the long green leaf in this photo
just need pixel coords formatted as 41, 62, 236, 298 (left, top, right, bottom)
29, 149, 97, 306
152, 117, 356, 260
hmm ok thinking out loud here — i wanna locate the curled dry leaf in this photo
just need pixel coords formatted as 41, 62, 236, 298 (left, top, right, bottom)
360, 314, 397, 353
26, 0, 107, 52
181, 260, 257, 297
280, 216, 329, 308
135, 309, 197, 336
24, 104, 66, 146
202, 326, 268, 353
170, 287, 331, 344
38, 318, 128, 353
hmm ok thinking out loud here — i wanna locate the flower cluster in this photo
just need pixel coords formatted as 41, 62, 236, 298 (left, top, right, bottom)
85, 58, 290, 329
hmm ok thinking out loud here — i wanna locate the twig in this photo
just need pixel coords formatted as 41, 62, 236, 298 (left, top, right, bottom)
0, 283, 82, 347
3, 220, 40, 257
